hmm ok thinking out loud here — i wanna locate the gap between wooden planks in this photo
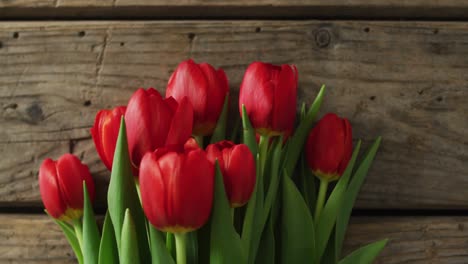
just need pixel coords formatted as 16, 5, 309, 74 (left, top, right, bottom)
2, 1, 468, 19
2, 214, 468, 263
0, 21, 467, 210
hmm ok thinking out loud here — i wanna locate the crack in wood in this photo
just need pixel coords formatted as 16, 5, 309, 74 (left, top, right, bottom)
94, 27, 111, 100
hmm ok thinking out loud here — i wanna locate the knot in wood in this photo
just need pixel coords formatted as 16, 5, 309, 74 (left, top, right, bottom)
315, 29, 331, 48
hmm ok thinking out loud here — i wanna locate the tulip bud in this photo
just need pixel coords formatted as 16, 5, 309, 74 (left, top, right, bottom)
305, 113, 353, 182
90, 106, 126, 170
239, 62, 298, 138
125, 88, 193, 174
139, 139, 214, 233
166, 59, 229, 136
206, 141, 256, 208
38, 154, 95, 220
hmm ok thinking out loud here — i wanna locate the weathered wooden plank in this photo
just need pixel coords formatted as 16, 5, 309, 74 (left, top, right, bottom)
2, 214, 468, 263
0, 21, 467, 209
346, 216, 468, 264
2, 1, 468, 19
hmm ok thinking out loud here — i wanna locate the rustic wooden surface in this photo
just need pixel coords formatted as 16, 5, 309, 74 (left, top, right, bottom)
2, 0, 468, 18
2, 214, 468, 264
0, 21, 467, 209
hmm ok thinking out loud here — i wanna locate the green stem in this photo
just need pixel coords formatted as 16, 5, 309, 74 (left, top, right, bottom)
194, 135, 204, 148
134, 178, 142, 203
231, 208, 235, 224
174, 233, 187, 264
314, 179, 329, 221
258, 135, 270, 177
72, 218, 84, 252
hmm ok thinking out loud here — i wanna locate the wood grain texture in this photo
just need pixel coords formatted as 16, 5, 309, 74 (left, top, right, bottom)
0, 21, 467, 209
2, 0, 468, 19
0, 214, 76, 264
2, 214, 468, 263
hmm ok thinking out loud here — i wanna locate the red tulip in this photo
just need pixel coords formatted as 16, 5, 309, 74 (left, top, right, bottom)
91, 106, 126, 170
125, 88, 193, 174
140, 138, 214, 233
39, 154, 95, 220
166, 59, 229, 136
305, 113, 353, 182
239, 62, 298, 138
206, 141, 256, 208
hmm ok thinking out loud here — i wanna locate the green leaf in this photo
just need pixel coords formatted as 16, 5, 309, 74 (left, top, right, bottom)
166, 232, 176, 260
299, 154, 317, 215
281, 176, 316, 264
336, 138, 381, 259
210, 162, 246, 264
300, 102, 307, 121
255, 217, 275, 264
49, 213, 83, 264
283, 85, 325, 178
210, 94, 229, 144
241, 105, 258, 156
98, 212, 118, 264
263, 137, 282, 224
315, 141, 362, 262
121, 209, 140, 264
186, 231, 199, 264
241, 154, 264, 264
339, 239, 388, 264
83, 183, 100, 264
107, 117, 151, 263
149, 225, 175, 264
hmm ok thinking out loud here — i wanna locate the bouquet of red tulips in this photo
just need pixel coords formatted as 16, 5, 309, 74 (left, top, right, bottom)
38, 60, 387, 264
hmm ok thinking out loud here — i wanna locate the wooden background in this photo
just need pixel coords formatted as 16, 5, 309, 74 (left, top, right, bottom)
1, 1, 468, 263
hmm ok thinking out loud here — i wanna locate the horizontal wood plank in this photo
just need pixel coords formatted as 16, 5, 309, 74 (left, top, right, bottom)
2, 214, 468, 263
2, 1, 468, 19
0, 21, 467, 209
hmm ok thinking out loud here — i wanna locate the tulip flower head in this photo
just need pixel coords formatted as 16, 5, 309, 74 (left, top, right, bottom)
91, 106, 126, 171
305, 113, 353, 182
139, 138, 214, 233
125, 88, 193, 175
38, 154, 95, 221
166, 59, 229, 136
239, 61, 298, 138
206, 141, 256, 208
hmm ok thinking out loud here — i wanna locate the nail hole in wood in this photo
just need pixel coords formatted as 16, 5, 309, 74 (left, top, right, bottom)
255, 27, 261, 33
364, 27, 370, 33
433, 29, 439, 34
370, 96, 376, 101
120, 42, 125, 47
4, 103, 18, 110
0, 41, 3, 49
83, 100, 92, 107
78, 31, 86, 37
187, 33, 195, 41
436, 96, 443, 102
13, 32, 19, 39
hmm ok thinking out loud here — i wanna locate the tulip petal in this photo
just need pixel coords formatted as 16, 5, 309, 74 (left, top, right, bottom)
199, 63, 229, 126
56, 154, 94, 209
166, 60, 208, 125
91, 107, 126, 170
126, 88, 172, 169
39, 159, 67, 219
306, 113, 346, 175
91, 110, 109, 169
239, 62, 276, 130
166, 97, 194, 146
337, 118, 353, 175
140, 152, 170, 230
224, 144, 256, 206
272, 64, 297, 136
175, 149, 214, 230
